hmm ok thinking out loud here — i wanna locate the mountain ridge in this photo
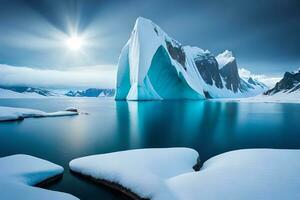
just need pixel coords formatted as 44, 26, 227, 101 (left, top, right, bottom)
265, 70, 300, 95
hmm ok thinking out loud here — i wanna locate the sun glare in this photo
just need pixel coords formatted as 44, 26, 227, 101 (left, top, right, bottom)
66, 36, 83, 51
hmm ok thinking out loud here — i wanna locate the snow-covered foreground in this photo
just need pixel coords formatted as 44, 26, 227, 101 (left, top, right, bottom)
0, 106, 78, 121
70, 148, 300, 200
0, 154, 78, 200
213, 91, 300, 104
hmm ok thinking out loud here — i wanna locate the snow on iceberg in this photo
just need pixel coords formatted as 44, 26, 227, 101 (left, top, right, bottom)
70, 148, 199, 200
70, 148, 300, 200
0, 106, 78, 122
115, 17, 267, 100
215, 50, 235, 68
0, 154, 78, 200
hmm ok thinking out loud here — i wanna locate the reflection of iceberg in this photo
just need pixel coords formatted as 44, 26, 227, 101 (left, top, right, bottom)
115, 17, 268, 101
115, 100, 239, 149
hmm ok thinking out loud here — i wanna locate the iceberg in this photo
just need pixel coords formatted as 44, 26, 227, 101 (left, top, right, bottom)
115, 17, 268, 100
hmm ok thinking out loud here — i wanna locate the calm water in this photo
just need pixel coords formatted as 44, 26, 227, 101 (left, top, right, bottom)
0, 98, 300, 200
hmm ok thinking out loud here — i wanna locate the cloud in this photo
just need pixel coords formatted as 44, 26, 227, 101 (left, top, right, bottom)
238, 68, 281, 88
0, 64, 283, 90
0, 64, 116, 89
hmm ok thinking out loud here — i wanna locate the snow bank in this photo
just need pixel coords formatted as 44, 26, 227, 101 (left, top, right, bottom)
70, 148, 300, 200
0, 106, 78, 121
0, 154, 78, 200
70, 148, 199, 200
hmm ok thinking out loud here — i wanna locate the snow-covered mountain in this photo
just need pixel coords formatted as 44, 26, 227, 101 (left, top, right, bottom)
0, 86, 115, 98
0, 86, 60, 98
115, 17, 268, 100
264, 70, 300, 95
65, 88, 115, 97
216, 70, 300, 104
0, 88, 46, 98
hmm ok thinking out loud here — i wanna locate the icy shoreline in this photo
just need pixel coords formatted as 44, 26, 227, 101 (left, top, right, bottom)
70, 170, 148, 200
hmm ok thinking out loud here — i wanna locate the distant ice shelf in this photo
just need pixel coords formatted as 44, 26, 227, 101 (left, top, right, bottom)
70, 148, 300, 200
0, 106, 78, 122
212, 91, 300, 104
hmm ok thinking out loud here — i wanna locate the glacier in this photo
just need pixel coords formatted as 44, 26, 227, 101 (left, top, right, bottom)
115, 17, 268, 100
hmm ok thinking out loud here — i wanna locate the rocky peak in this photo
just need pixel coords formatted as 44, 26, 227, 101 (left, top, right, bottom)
219, 59, 240, 92
265, 70, 300, 95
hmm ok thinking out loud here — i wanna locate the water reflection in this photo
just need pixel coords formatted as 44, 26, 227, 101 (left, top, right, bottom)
115, 100, 240, 156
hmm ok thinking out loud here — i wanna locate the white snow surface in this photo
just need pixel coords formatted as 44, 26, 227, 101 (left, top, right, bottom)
70, 148, 300, 200
70, 148, 199, 200
215, 50, 235, 68
0, 106, 78, 121
168, 149, 300, 200
0, 154, 78, 200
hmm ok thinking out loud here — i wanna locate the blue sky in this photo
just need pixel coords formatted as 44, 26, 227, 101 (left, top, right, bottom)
0, 0, 299, 88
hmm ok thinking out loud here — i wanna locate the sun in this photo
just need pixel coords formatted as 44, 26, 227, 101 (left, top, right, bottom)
66, 36, 83, 51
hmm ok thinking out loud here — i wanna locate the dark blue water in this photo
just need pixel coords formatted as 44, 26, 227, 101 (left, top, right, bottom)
0, 98, 300, 200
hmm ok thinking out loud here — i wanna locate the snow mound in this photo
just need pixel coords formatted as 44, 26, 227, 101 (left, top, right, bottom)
70, 148, 199, 200
0, 106, 78, 122
0, 154, 78, 200
70, 148, 300, 200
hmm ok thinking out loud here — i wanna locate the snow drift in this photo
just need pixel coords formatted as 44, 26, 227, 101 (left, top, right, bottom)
115, 17, 268, 100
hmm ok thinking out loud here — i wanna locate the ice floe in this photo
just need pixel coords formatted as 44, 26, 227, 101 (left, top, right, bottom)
0, 106, 78, 122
